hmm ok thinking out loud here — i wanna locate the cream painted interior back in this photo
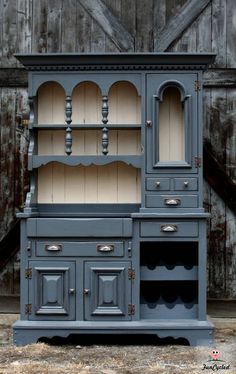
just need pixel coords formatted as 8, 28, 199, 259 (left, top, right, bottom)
159, 87, 185, 161
37, 81, 141, 203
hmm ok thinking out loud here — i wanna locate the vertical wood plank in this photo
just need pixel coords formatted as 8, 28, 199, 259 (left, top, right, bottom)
153, 0, 166, 42
196, 2, 212, 52
225, 207, 236, 298
226, 0, 236, 68
65, 166, 85, 203
85, 166, 98, 203
47, 0, 62, 53
104, 0, 122, 52
1, 0, 17, 67
38, 164, 53, 203
98, 164, 118, 203
15, 88, 29, 208
61, 0, 77, 52
75, 2, 92, 52
32, 0, 48, 53
225, 88, 236, 182
52, 163, 65, 202
136, 0, 154, 51
117, 163, 139, 203
0, 89, 16, 239
203, 87, 212, 141
212, 0, 227, 67
208, 188, 226, 298
91, 19, 105, 53
16, 0, 32, 57
210, 88, 227, 165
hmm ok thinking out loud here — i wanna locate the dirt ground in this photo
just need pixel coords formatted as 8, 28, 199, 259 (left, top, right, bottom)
0, 315, 235, 374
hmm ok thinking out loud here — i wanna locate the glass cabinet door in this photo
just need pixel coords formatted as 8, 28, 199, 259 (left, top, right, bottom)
146, 73, 199, 174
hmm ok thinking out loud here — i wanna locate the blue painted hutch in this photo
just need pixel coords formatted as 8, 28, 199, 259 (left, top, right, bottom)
13, 53, 215, 345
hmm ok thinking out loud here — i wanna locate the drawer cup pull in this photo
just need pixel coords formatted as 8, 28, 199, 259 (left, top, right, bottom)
161, 225, 178, 232
45, 244, 62, 252
97, 244, 114, 252
164, 198, 181, 206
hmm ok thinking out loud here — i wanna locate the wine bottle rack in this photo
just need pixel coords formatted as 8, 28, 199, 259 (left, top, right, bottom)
140, 281, 198, 319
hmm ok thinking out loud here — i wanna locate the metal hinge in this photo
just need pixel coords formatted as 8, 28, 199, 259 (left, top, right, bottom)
195, 156, 202, 168
195, 80, 201, 91
25, 304, 32, 315
128, 268, 135, 280
128, 304, 135, 315
25, 268, 32, 279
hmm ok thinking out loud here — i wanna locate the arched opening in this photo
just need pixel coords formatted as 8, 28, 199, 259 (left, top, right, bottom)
72, 81, 102, 124
37, 82, 65, 156
37, 82, 65, 124
159, 86, 185, 162
108, 81, 141, 124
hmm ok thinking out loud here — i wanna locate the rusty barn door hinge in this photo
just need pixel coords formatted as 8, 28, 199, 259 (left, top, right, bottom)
195, 157, 202, 168
25, 268, 32, 279
128, 304, 135, 315
25, 304, 32, 315
194, 80, 201, 91
128, 268, 135, 280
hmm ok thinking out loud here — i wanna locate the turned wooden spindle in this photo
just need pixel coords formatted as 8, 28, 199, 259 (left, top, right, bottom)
101, 96, 109, 155
65, 96, 72, 155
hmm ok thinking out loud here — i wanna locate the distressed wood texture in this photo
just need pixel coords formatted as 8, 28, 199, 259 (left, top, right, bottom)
0, 0, 235, 298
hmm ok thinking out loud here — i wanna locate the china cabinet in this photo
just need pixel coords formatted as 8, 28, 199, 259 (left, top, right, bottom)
13, 53, 215, 346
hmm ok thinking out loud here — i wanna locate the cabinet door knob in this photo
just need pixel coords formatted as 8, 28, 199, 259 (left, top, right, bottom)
146, 120, 152, 127
84, 289, 90, 295
69, 288, 75, 294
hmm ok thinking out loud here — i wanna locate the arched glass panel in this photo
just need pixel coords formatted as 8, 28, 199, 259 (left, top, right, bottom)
159, 87, 185, 162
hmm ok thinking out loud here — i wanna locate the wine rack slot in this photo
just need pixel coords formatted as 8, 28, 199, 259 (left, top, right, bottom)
140, 281, 198, 319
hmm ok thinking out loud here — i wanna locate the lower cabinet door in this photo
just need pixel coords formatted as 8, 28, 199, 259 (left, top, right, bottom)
84, 262, 132, 321
28, 261, 75, 320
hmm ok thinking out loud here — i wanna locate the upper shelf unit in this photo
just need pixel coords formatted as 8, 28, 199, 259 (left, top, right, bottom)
28, 80, 142, 169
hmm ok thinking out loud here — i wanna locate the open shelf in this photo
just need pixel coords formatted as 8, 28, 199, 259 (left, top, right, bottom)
140, 281, 198, 319
30, 124, 141, 130
30, 155, 142, 169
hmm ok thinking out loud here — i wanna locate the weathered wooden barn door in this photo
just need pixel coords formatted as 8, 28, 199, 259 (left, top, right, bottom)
0, 0, 235, 301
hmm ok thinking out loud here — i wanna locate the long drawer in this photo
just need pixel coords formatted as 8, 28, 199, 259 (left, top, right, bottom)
140, 221, 198, 237
27, 218, 132, 237
35, 241, 124, 257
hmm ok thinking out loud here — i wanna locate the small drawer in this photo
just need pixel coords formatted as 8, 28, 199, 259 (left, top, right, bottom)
36, 241, 124, 257
140, 221, 198, 237
146, 195, 198, 208
146, 178, 170, 191
174, 178, 198, 191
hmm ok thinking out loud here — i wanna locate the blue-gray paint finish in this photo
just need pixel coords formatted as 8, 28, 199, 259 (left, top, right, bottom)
14, 53, 215, 346
84, 262, 132, 321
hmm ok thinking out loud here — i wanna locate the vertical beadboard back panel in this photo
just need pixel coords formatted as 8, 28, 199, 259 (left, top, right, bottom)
37, 81, 141, 203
